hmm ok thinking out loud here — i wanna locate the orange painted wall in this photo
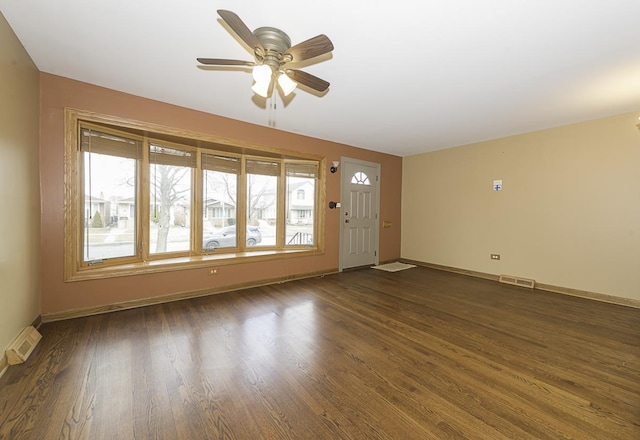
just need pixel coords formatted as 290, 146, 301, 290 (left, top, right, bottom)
40, 73, 402, 315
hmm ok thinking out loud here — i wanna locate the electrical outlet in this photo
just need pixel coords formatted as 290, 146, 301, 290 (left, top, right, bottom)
208, 268, 219, 275
491, 254, 501, 260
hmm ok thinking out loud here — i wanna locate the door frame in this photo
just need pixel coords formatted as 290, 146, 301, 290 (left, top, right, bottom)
338, 157, 381, 272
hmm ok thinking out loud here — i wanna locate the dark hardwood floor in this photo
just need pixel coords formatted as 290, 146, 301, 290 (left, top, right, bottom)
1, 267, 639, 439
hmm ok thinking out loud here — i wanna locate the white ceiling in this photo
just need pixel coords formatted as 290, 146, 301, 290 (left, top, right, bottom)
2, 0, 639, 157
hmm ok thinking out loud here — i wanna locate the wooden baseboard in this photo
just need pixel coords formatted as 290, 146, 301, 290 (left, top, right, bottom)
401, 259, 640, 309
0, 354, 8, 379
401, 259, 500, 282
37, 259, 640, 322
535, 282, 640, 309
31, 315, 42, 329
42, 268, 338, 323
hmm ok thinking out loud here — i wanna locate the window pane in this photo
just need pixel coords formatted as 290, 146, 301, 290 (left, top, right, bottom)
149, 144, 193, 254
351, 171, 371, 185
203, 168, 238, 250
83, 151, 137, 262
286, 163, 316, 246
247, 159, 278, 247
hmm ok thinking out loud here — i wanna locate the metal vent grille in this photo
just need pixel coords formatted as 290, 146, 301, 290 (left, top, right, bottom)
18, 340, 32, 357
6, 326, 42, 365
499, 274, 535, 289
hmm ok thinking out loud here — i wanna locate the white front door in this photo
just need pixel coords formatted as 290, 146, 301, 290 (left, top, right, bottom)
340, 158, 380, 270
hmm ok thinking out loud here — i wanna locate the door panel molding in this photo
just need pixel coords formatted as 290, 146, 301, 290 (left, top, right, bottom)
339, 157, 380, 271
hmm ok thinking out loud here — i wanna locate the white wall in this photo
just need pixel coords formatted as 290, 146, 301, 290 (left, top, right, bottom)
0, 11, 41, 370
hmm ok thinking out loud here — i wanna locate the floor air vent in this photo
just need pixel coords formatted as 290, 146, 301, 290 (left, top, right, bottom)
6, 326, 42, 365
499, 274, 535, 289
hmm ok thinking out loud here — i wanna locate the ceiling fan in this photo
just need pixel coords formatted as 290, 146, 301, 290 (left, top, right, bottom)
197, 10, 334, 98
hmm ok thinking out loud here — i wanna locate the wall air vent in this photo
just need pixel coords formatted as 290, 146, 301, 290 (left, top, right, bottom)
5, 326, 42, 365
499, 274, 535, 289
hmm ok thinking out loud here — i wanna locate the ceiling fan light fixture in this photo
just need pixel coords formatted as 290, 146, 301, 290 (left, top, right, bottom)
251, 64, 274, 97
251, 80, 271, 98
252, 64, 273, 83
277, 72, 297, 96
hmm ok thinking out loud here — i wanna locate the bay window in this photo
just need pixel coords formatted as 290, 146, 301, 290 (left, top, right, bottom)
65, 110, 324, 281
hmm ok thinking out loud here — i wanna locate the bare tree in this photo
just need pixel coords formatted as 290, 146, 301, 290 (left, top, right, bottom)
151, 164, 190, 252
247, 174, 276, 224
205, 172, 237, 205
203, 171, 237, 228
205, 171, 275, 227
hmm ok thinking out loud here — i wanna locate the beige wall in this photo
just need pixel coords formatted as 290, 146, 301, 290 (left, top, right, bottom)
0, 13, 41, 359
40, 74, 402, 315
402, 112, 640, 301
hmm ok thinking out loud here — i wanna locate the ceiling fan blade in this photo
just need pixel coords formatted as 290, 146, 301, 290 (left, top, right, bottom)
286, 69, 330, 92
217, 9, 264, 54
284, 35, 334, 63
197, 58, 254, 66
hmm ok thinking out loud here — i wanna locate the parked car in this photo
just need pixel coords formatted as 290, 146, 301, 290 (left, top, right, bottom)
203, 225, 262, 250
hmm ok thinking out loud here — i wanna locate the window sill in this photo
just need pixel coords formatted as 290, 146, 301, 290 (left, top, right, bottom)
66, 248, 322, 282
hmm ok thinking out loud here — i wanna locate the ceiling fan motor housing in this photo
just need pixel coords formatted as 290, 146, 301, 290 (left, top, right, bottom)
253, 27, 292, 70
253, 27, 291, 52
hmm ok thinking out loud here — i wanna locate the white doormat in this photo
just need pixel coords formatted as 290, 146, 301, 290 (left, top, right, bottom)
371, 262, 417, 272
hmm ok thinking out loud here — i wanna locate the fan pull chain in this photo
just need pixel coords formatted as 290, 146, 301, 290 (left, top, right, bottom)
268, 93, 278, 128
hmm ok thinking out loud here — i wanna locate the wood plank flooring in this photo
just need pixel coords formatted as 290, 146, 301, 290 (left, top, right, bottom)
1, 267, 639, 439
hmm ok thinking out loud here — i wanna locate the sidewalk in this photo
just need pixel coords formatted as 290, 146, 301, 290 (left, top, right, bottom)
86, 225, 191, 245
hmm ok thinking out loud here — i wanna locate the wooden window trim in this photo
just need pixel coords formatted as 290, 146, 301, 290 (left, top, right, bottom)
64, 108, 326, 282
